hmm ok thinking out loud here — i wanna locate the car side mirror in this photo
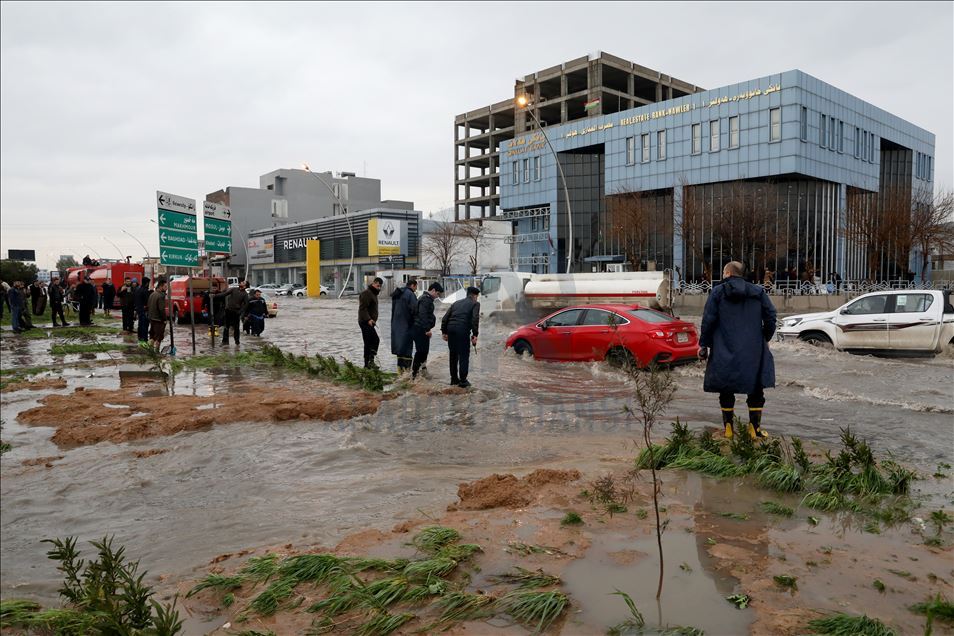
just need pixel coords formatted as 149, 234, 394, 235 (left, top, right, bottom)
538, 321, 548, 330
839, 308, 848, 315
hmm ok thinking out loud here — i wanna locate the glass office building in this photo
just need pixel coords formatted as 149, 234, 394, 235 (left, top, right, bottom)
499, 70, 936, 282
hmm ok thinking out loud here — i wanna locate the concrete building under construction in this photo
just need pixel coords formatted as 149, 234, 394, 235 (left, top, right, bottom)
454, 52, 704, 220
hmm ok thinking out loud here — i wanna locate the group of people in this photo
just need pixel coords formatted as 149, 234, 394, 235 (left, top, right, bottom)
358, 278, 482, 388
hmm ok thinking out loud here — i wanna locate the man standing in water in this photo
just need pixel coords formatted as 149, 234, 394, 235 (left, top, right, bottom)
358, 277, 383, 369
411, 282, 443, 379
390, 279, 418, 373
441, 286, 480, 388
147, 277, 169, 350
699, 261, 777, 440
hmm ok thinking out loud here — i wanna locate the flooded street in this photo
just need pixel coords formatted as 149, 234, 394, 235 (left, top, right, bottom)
2, 296, 952, 628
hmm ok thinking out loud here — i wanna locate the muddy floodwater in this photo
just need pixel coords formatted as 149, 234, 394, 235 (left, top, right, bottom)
2, 296, 952, 631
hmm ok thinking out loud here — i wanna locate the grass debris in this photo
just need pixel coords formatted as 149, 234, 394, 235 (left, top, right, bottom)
806, 613, 897, 635
490, 567, 560, 589
773, 574, 798, 591
434, 591, 495, 624
909, 594, 954, 625
495, 590, 568, 633
410, 526, 461, 554
50, 342, 127, 355
726, 593, 750, 609
561, 511, 583, 526
760, 501, 794, 517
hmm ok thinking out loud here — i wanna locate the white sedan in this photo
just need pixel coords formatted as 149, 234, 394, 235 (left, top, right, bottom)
293, 285, 328, 297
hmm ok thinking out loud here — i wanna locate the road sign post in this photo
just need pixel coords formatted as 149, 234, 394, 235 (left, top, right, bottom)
157, 191, 199, 355
203, 202, 232, 348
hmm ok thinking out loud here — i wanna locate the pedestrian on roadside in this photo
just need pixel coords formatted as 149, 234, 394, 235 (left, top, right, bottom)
390, 279, 418, 373
147, 277, 168, 350
135, 276, 151, 342
101, 277, 116, 318
441, 286, 480, 388
699, 260, 777, 440
215, 280, 249, 345
8, 281, 24, 333
75, 274, 96, 326
117, 277, 136, 332
358, 277, 383, 369
30, 280, 43, 315
48, 276, 69, 327
0, 279, 8, 321
412, 282, 444, 379
244, 289, 268, 336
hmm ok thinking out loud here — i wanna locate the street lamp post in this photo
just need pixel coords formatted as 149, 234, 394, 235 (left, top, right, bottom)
302, 164, 355, 299
121, 229, 150, 260
517, 95, 574, 273
101, 235, 126, 261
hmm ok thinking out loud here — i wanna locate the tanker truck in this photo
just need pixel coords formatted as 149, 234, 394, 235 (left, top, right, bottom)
478, 271, 671, 320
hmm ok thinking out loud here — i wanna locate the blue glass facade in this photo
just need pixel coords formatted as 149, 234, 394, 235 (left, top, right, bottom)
499, 70, 935, 280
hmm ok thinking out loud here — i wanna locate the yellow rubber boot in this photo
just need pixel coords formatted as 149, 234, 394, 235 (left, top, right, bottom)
721, 408, 734, 438
747, 409, 768, 440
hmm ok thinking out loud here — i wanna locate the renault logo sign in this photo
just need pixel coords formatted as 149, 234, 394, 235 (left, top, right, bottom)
383, 222, 395, 238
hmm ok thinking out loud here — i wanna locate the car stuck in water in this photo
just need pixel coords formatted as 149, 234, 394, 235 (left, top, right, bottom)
777, 289, 954, 354
505, 303, 698, 367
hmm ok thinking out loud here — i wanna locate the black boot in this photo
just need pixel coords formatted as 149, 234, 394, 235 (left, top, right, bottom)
721, 408, 734, 439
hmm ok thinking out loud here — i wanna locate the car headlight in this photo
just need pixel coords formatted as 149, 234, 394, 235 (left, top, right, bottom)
782, 318, 803, 328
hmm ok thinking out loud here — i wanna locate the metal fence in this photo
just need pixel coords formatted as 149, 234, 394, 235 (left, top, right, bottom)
674, 278, 954, 297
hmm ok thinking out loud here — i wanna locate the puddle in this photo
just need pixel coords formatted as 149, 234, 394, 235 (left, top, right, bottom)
195, 403, 216, 411
103, 403, 130, 409
561, 529, 750, 634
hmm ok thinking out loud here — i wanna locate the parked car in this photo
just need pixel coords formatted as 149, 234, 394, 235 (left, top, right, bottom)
258, 292, 279, 318
275, 284, 295, 296
256, 283, 281, 290
505, 304, 698, 367
293, 285, 328, 297
777, 290, 954, 354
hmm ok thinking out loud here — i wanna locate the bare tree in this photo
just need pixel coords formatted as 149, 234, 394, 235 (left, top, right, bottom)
675, 178, 712, 282
455, 221, 489, 275
910, 187, 954, 280
607, 189, 655, 270
844, 185, 913, 280
422, 221, 462, 276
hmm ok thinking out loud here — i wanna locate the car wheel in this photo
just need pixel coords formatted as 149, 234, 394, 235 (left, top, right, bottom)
174, 307, 187, 325
320, 291, 327, 296
512, 339, 533, 357
606, 346, 637, 369
800, 332, 832, 347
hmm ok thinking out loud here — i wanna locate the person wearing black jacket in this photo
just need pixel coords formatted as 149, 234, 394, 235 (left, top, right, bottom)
411, 282, 444, 379
358, 278, 383, 368
30, 280, 43, 315
215, 281, 249, 345
49, 276, 69, 327
135, 277, 151, 342
75, 275, 96, 326
390, 280, 418, 373
244, 289, 268, 336
101, 278, 116, 318
117, 277, 136, 332
440, 286, 480, 388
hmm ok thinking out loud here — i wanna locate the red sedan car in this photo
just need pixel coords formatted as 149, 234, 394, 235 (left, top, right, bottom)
505, 304, 699, 367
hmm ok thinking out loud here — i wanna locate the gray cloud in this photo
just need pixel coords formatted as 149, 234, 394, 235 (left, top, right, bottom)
2, 1, 951, 268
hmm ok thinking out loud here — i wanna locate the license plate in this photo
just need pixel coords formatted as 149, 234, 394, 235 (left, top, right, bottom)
676, 332, 689, 343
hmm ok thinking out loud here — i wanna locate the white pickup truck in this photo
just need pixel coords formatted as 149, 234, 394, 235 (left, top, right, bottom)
777, 289, 954, 354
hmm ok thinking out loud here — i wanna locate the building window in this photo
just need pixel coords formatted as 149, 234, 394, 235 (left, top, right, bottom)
641, 133, 650, 162
657, 129, 666, 160
830, 119, 837, 151
523, 158, 530, 183
870, 135, 876, 162
709, 119, 720, 152
854, 127, 861, 158
770, 108, 781, 142
512, 161, 518, 184
799, 107, 807, 141
838, 121, 844, 153
819, 114, 827, 147
626, 136, 636, 165
928, 156, 932, 181
691, 124, 701, 155
533, 156, 541, 181
729, 116, 739, 148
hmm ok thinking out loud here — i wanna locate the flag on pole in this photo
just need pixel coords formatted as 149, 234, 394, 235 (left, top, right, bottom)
583, 98, 601, 111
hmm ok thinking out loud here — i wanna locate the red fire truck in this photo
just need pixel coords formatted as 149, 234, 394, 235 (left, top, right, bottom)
66, 263, 147, 308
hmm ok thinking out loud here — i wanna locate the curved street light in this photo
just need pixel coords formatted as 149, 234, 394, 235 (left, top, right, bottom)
101, 235, 126, 261
516, 94, 574, 273
121, 228, 151, 260
302, 164, 355, 299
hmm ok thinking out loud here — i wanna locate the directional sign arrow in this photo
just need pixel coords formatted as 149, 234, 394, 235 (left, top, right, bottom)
159, 195, 166, 205
160, 232, 167, 241
159, 213, 166, 223
161, 251, 168, 260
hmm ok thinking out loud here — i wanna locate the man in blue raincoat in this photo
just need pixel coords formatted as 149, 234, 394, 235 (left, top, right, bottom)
699, 261, 777, 440
390, 279, 418, 373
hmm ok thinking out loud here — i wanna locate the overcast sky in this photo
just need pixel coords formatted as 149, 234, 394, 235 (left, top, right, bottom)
1, 1, 951, 269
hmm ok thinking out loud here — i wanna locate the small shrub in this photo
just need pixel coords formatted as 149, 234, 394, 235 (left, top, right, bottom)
561, 512, 583, 526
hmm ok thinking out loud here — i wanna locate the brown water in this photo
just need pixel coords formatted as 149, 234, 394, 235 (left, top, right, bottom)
2, 297, 952, 626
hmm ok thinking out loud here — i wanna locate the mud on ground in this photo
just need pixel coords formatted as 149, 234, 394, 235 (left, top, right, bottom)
178, 463, 952, 635
16, 380, 387, 447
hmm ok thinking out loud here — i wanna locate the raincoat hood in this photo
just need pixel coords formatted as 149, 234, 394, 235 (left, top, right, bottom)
722, 276, 761, 302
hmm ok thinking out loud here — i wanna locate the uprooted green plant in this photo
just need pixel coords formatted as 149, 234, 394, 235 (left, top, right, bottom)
495, 590, 568, 634
489, 567, 560, 589
806, 612, 897, 635
637, 424, 920, 523
0, 536, 182, 634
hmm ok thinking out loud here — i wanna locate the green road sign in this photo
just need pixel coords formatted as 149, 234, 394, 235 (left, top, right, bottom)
205, 235, 231, 252
157, 190, 198, 267
160, 247, 199, 267
204, 217, 231, 235
157, 209, 197, 233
